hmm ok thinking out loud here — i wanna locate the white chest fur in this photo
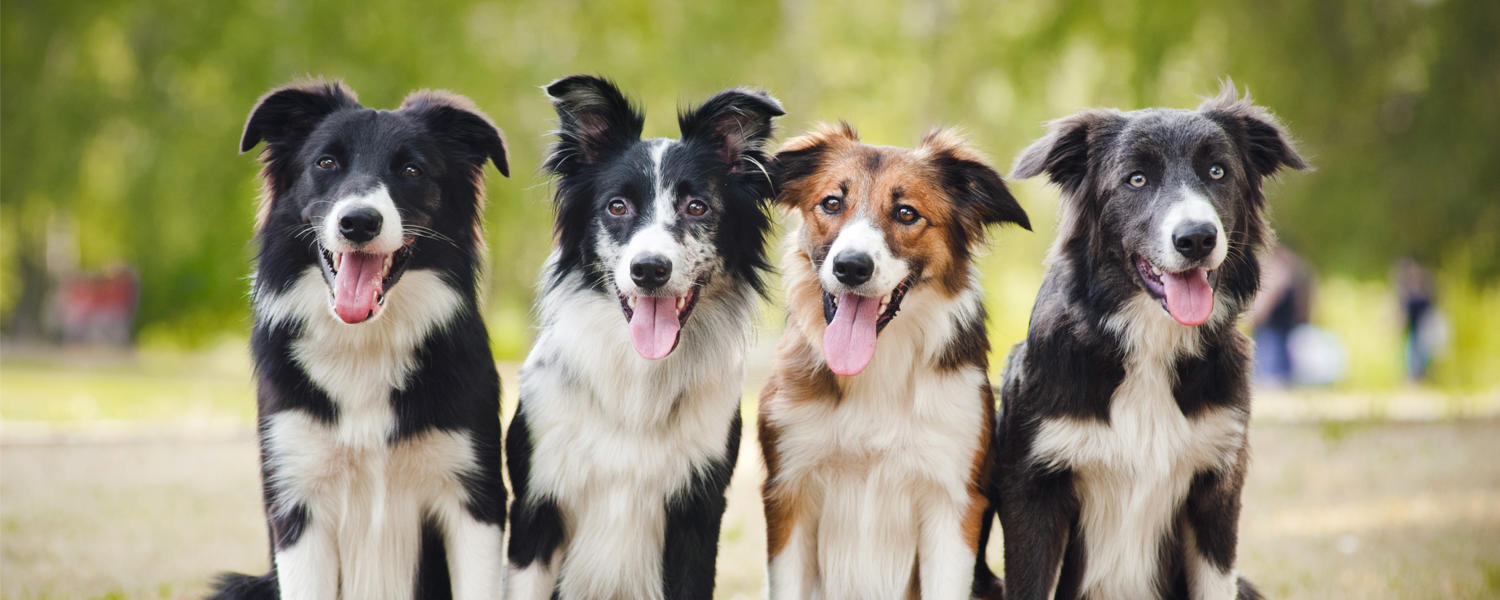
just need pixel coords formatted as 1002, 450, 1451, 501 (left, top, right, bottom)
1029, 296, 1246, 599
765, 286, 991, 598
517, 275, 750, 600
256, 267, 476, 599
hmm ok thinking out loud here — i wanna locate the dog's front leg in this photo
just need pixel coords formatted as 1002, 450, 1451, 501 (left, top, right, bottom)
1183, 443, 1251, 600
917, 496, 978, 600
270, 505, 338, 600
443, 439, 506, 600
504, 409, 566, 600
661, 412, 740, 600
996, 463, 1075, 600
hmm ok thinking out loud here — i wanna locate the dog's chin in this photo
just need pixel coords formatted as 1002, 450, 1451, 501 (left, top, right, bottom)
318, 242, 414, 324
1132, 254, 1219, 326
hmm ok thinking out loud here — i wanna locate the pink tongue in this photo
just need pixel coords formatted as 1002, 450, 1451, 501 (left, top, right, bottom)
1161, 268, 1214, 326
332, 253, 385, 324
823, 293, 881, 376
628, 296, 682, 360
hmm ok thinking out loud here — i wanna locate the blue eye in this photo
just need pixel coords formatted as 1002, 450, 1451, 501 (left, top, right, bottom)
1208, 165, 1225, 180
1128, 172, 1147, 188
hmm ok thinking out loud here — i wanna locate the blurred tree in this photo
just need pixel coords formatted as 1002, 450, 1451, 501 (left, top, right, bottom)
1, 0, 1495, 351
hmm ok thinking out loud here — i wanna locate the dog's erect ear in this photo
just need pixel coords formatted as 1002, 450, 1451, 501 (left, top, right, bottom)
1010, 109, 1119, 193
402, 91, 510, 177
769, 122, 860, 207
923, 129, 1031, 231
679, 88, 785, 176
240, 80, 359, 154
1199, 80, 1309, 178
543, 75, 644, 174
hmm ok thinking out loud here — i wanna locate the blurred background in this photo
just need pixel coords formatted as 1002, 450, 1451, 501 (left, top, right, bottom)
2, 0, 1497, 598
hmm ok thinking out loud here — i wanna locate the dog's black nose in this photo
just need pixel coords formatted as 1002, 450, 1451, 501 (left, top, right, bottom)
339, 207, 383, 244
832, 252, 874, 287
1172, 222, 1218, 261
630, 254, 673, 290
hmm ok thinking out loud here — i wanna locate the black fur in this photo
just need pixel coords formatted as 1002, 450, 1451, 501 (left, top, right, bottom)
988, 83, 1305, 599
211, 80, 508, 599
505, 75, 781, 599
662, 411, 742, 599
540, 75, 780, 297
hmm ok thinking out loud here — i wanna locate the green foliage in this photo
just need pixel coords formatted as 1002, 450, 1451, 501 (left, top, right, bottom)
2, 0, 1496, 377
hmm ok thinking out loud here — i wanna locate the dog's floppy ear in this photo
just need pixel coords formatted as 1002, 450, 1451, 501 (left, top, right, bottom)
240, 80, 359, 154
543, 75, 644, 174
401, 91, 510, 177
678, 88, 785, 177
923, 129, 1031, 231
769, 122, 860, 207
1010, 109, 1119, 193
1199, 80, 1309, 178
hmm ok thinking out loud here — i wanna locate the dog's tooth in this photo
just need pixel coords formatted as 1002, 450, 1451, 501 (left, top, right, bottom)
333, 252, 342, 271
628, 296, 637, 308
384, 255, 392, 272
1151, 265, 1162, 276
676, 296, 686, 311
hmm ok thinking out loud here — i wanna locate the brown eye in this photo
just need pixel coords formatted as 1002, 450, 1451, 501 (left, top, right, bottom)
820, 196, 842, 214
402, 164, 421, 177
607, 198, 630, 216
1208, 164, 1225, 180
895, 205, 920, 224
1128, 172, 1147, 188
684, 198, 708, 217
316, 156, 337, 170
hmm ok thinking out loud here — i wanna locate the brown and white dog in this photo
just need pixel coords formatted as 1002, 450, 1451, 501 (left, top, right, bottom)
758, 123, 1029, 599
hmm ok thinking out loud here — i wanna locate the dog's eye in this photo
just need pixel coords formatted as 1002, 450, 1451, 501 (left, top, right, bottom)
316, 156, 338, 170
402, 164, 421, 178
606, 198, 631, 217
1208, 164, 1225, 180
894, 205, 920, 225
684, 198, 708, 217
1128, 172, 1147, 188
820, 196, 842, 214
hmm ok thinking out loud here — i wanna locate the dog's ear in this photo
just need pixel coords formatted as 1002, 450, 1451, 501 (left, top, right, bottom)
401, 91, 510, 177
543, 75, 644, 174
678, 88, 785, 177
1010, 109, 1120, 193
240, 80, 359, 154
1199, 80, 1309, 179
923, 129, 1031, 231
769, 122, 860, 207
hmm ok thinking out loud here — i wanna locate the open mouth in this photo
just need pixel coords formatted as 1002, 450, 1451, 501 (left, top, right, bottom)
318, 241, 414, 324
820, 275, 915, 377
618, 285, 700, 360
1134, 254, 1217, 326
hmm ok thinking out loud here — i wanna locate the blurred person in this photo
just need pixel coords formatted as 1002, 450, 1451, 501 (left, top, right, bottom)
1252, 244, 1313, 385
1396, 256, 1444, 382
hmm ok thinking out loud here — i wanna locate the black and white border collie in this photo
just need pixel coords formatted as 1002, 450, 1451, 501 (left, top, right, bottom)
991, 83, 1307, 600
213, 81, 510, 600
504, 75, 783, 599
758, 123, 1030, 599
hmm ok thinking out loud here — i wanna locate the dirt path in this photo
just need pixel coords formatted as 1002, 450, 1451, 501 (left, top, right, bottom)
3, 417, 1498, 599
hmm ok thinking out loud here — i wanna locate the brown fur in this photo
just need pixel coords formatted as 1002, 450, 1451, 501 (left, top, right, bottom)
759, 123, 1028, 595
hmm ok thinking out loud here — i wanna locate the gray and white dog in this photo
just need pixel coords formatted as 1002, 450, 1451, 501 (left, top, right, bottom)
984, 82, 1306, 600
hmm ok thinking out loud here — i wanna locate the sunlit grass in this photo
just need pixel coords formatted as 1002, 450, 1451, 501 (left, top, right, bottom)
0, 346, 254, 423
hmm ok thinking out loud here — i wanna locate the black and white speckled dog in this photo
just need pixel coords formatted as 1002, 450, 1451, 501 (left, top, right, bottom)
503, 75, 782, 599
212, 80, 510, 600
988, 83, 1306, 600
